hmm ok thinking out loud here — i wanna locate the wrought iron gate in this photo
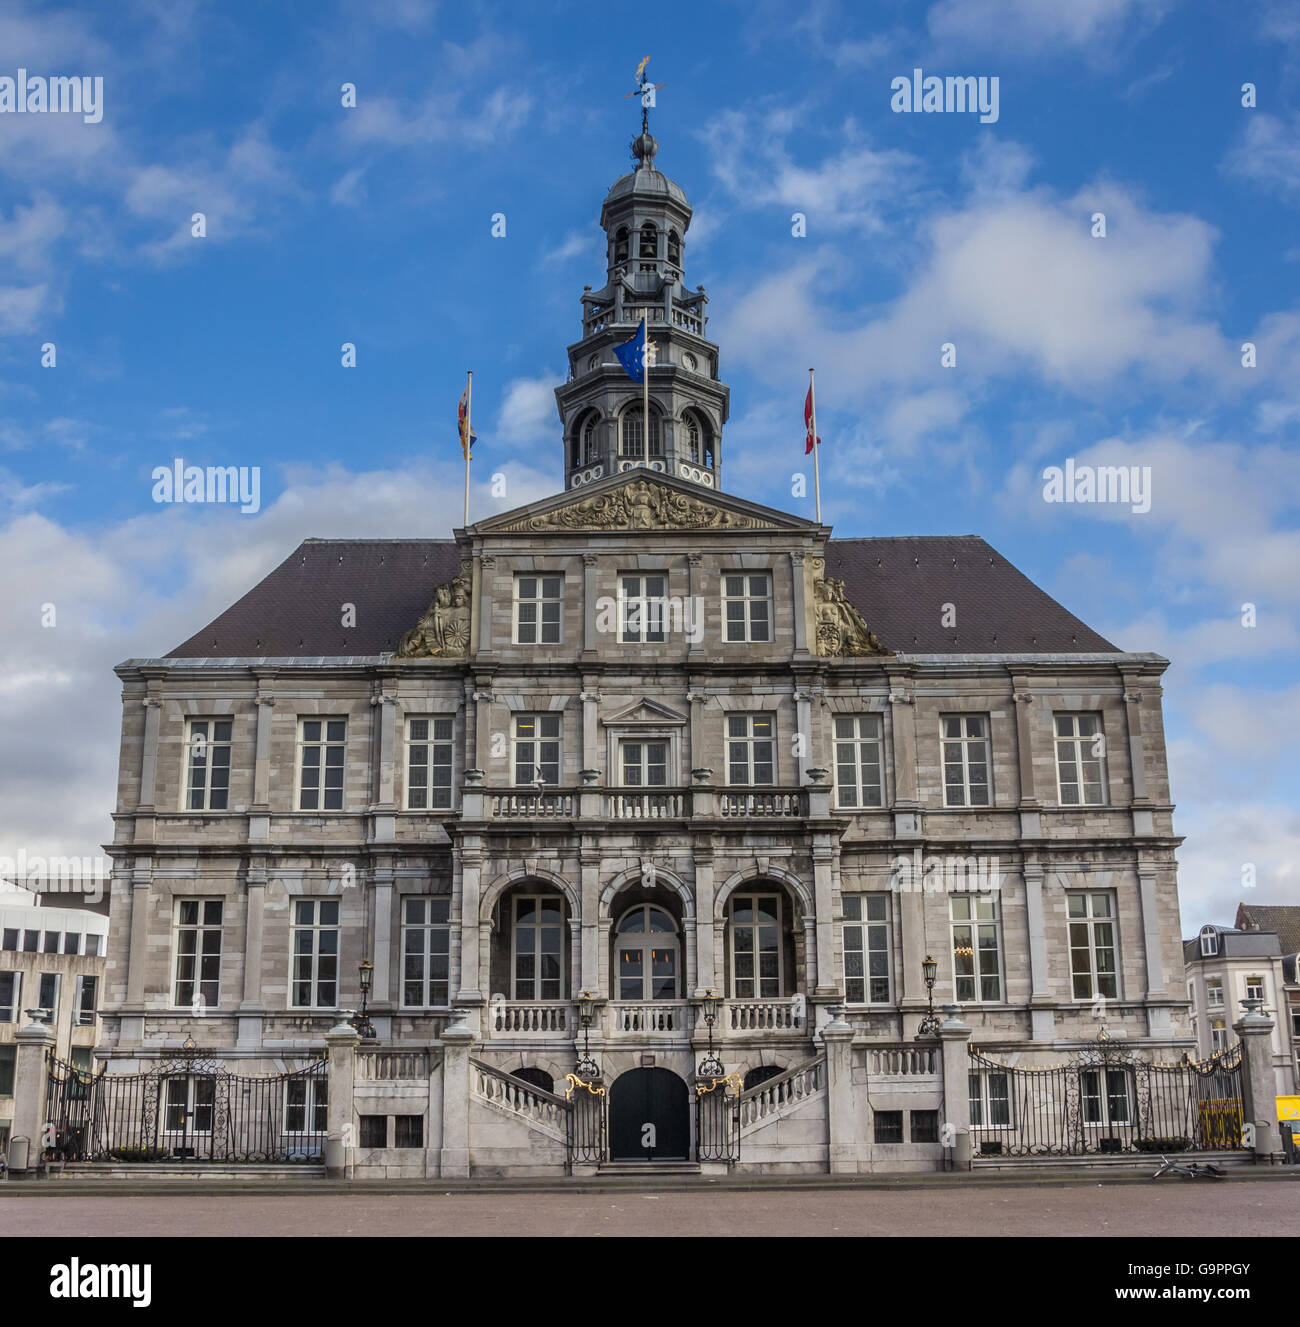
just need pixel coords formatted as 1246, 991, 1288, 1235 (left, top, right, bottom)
695, 1072, 742, 1162
46, 1046, 329, 1164
967, 1039, 1244, 1157
563, 1071, 606, 1167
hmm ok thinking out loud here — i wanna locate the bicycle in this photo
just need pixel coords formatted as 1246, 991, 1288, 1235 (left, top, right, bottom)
1152, 1154, 1225, 1179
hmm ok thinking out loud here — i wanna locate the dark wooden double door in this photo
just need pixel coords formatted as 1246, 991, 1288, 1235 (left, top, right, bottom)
609, 1067, 690, 1161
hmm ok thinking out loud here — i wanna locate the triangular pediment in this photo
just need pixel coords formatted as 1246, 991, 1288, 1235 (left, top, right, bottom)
601, 697, 688, 727
473, 469, 820, 535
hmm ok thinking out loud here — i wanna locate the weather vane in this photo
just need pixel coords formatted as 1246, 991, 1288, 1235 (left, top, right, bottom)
624, 55, 665, 133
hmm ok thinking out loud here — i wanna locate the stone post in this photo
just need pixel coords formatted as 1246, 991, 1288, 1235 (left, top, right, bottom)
9, 1019, 55, 1179
1233, 1002, 1280, 1162
821, 1010, 857, 1174
938, 1009, 973, 1171
440, 1018, 476, 1178
323, 1022, 360, 1180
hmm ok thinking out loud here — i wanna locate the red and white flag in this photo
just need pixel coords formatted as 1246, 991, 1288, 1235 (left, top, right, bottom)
804, 385, 821, 454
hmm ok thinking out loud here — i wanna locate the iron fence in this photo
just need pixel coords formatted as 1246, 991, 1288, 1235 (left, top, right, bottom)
563, 1071, 606, 1166
695, 1073, 742, 1162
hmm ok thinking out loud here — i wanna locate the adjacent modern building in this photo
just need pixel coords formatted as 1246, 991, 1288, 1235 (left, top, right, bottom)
1, 885, 107, 1155
93, 119, 1202, 1176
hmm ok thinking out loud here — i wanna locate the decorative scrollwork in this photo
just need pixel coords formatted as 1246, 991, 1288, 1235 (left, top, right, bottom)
563, 1072, 606, 1100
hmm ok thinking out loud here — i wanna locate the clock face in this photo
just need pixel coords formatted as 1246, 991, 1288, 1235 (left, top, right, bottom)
682, 352, 697, 372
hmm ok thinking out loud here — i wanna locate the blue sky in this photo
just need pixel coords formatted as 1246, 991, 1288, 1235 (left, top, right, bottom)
1, 0, 1297, 929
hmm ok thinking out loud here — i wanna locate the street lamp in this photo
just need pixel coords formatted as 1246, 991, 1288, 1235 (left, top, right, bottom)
697, 989, 724, 1079
917, 954, 942, 1038
575, 990, 599, 1079
351, 958, 377, 1041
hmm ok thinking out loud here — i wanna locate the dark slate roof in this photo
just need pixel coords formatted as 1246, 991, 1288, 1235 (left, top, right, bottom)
163, 534, 1116, 660
1236, 903, 1300, 956
1182, 927, 1283, 963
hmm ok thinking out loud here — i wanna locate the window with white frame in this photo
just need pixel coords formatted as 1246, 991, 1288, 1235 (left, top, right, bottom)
950, 895, 1002, 1002
1206, 977, 1224, 1009
620, 739, 667, 786
512, 894, 565, 1000
1067, 892, 1118, 1000
1210, 1018, 1228, 1052
406, 717, 454, 810
185, 718, 233, 810
833, 714, 884, 808
0, 971, 19, 1022
85, 934, 102, 958
1081, 1067, 1132, 1125
298, 718, 346, 811
1054, 712, 1108, 805
1245, 975, 1265, 1004
290, 899, 340, 1008
969, 1071, 1011, 1127
1290, 1008, 1300, 1040
941, 715, 990, 806
284, 1076, 328, 1135
722, 573, 771, 643
513, 714, 561, 785
1199, 926, 1219, 957
402, 897, 450, 1007
63, 932, 80, 955
172, 899, 222, 1009
76, 975, 98, 1026
620, 573, 668, 643
727, 714, 775, 785
1, 929, 15, 951
513, 574, 563, 645
728, 892, 783, 998
842, 895, 891, 1004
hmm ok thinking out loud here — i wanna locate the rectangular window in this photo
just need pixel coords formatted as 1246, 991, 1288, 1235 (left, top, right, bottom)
394, 1115, 424, 1149
0, 971, 19, 1023
1245, 976, 1264, 1003
1206, 978, 1224, 1009
38, 972, 59, 1014
873, 1110, 903, 1143
63, 932, 81, 956
620, 573, 668, 643
1, 928, 16, 951
833, 714, 884, 808
910, 1110, 939, 1143
86, 934, 102, 958
942, 715, 990, 807
173, 899, 223, 1009
402, 897, 451, 1008
406, 717, 454, 810
1067, 892, 1118, 1001
729, 893, 782, 999
298, 718, 346, 811
43, 931, 59, 954
1210, 1019, 1228, 1052
284, 1077, 328, 1134
514, 574, 563, 645
727, 714, 775, 785
513, 714, 561, 786
950, 895, 1002, 1003
359, 1115, 387, 1149
723, 573, 772, 643
186, 718, 233, 811
1081, 1068, 1132, 1125
1290, 1009, 1300, 1040
969, 1071, 1011, 1127
76, 975, 98, 1026
0, 1045, 15, 1097
22, 930, 38, 952
842, 895, 891, 1004
291, 899, 340, 1008
1055, 712, 1107, 806
512, 894, 564, 1001
620, 739, 668, 787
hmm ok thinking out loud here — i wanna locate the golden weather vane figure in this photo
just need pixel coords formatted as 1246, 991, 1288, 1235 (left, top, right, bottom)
625, 55, 666, 130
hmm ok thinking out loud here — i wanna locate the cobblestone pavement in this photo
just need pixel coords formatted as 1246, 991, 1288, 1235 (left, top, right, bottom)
3, 1178, 1294, 1237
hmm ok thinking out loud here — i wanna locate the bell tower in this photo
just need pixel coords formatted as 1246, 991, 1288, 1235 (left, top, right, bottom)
554, 85, 730, 493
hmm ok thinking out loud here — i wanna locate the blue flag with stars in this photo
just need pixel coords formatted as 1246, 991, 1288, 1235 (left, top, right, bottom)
613, 318, 647, 383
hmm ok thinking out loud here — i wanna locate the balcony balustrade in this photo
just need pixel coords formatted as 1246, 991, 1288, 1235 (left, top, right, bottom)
473, 786, 813, 822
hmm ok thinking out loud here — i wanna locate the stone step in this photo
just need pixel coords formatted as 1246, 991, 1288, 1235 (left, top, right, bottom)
597, 1161, 703, 1176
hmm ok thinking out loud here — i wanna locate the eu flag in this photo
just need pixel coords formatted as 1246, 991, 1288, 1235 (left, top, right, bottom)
613, 318, 647, 383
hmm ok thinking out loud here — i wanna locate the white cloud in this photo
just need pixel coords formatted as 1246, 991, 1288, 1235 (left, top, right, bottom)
496, 375, 561, 445
1223, 113, 1300, 202
926, 0, 1168, 57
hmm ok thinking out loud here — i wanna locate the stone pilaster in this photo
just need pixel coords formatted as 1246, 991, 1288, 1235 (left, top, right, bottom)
693, 842, 716, 996
238, 865, 266, 1047
582, 552, 599, 658
1022, 863, 1055, 1040
790, 550, 808, 654
8, 1019, 55, 1177
439, 1019, 476, 1178
324, 1021, 360, 1179
249, 692, 276, 842
1234, 1005, 1280, 1162
888, 685, 920, 838
822, 1012, 857, 1174
938, 1012, 973, 1170
687, 552, 704, 661
1122, 675, 1154, 836
1012, 680, 1041, 839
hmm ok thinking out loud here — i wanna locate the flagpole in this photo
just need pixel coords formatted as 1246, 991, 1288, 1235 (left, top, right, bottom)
464, 370, 472, 527
642, 316, 650, 468
809, 367, 822, 523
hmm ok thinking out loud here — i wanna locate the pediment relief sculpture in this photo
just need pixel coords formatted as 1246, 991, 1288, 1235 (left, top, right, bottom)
397, 563, 472, 658
501, 478, 774, 532
810, 559, 891, 657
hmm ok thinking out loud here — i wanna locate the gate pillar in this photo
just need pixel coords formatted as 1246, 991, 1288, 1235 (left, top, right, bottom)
439, 1018, 476, 1178
1233, 1004, 1280, 1162
822, 1011, 856, 1174
324, 1022, 361, 1179
9, 1019, 55, 1179
938, 1010, 973, 1170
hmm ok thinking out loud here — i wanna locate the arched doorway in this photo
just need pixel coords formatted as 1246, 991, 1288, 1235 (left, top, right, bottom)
609, 1067, 689, 1161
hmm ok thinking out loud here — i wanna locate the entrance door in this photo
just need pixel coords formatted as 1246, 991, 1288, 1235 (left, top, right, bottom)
609, 1067, 689, 1161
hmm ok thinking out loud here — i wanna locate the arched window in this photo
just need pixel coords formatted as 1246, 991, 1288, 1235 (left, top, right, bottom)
685, 416, 700, 464
728, 892, 784, 998
615, 904, 679, 1000
1199, 925, 1219, 958
743, 1064, 784, 1092
582, 414, 599, 465
639, 222, 658, 258
620, 405, 662, 458
510, 893, 566, 1001
683, 411, 713, 468
614, 227, 628, 263
511, 1066, 555, 1095
667, 229, 681, 265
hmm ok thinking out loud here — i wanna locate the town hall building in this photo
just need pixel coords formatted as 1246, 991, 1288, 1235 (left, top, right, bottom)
85, 116, 1216, 1178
